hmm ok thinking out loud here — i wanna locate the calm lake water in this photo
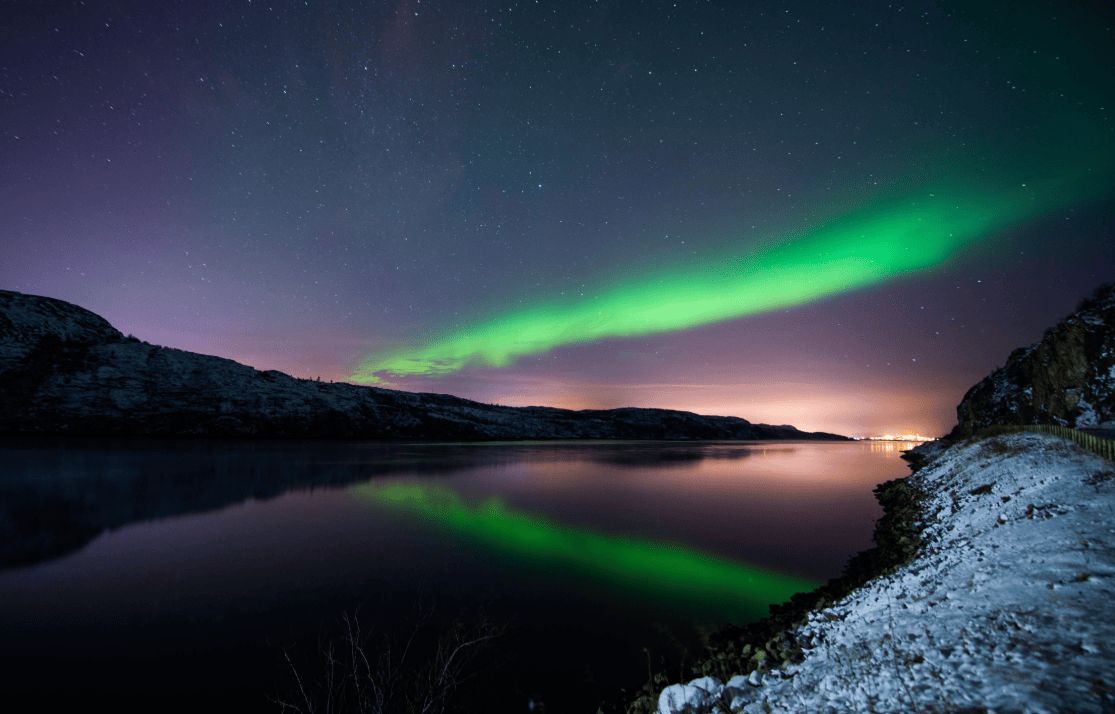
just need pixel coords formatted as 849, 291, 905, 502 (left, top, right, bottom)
0, 438, 916, 712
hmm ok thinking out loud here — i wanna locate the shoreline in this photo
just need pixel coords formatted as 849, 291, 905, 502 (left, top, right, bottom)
643, 431, 1115, 713
619, 444, 930, 712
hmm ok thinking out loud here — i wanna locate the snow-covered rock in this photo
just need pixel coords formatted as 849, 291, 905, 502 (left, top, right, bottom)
658, 680, 717, 714
656, 432, 1115, 713
951, 281, 1115, 437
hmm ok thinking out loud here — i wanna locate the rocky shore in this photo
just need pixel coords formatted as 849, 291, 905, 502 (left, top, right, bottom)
639, 282, 1115, 713
647, 431, 1114, 714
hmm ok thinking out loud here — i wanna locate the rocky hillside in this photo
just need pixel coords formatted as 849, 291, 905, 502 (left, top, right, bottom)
0, 290, 846, 441
948, 281, 1115, 439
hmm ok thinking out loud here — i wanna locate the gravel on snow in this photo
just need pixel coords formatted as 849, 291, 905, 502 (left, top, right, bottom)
658, 432, 1115, 714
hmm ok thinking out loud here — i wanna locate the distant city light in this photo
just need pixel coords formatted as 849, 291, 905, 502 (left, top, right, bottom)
864, 433, 936, 442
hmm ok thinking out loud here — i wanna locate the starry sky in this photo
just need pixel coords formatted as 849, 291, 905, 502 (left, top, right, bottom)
2, 0, 1113, 438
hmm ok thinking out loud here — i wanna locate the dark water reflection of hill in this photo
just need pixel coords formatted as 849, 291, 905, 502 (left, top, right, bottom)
0, 438, 910, 713
0, 438, 761, 570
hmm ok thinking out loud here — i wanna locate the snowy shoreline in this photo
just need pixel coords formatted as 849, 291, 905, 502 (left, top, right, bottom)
656, 431, 1115, 713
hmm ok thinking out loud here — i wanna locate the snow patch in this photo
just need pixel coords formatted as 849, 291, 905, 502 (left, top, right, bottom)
656, 433, 1115, 713
1077, 398, 1099, 427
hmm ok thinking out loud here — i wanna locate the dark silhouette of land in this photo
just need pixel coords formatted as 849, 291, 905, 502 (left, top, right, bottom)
0, 289, 850, 442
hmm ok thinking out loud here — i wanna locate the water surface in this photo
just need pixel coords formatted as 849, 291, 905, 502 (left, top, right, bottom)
0, 439, 914, 712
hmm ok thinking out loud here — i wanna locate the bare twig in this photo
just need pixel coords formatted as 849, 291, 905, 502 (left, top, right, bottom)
272, 607, 504, 714
284, 646, 314, 714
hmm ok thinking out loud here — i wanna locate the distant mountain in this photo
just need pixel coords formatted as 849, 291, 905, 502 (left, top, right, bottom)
0, 290, 848, 441
947, 281, 1115, 439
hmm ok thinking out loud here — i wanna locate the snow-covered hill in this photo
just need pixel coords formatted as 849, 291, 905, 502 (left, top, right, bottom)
0, 290, 847, 441
656, 431, 1115, 713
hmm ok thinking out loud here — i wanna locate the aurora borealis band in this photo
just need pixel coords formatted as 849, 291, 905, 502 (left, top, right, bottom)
3, 0, 1114, 436
351, 171, 1104, 384
354, 480, 819, 618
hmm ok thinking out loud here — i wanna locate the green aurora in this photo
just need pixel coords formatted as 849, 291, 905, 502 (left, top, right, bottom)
350, 87, 1113, 386
352, 481, 819, 619
351, 172, 1106, 385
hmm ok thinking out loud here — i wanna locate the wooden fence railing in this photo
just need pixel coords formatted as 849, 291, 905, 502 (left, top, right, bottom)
980, 423, 1115, 462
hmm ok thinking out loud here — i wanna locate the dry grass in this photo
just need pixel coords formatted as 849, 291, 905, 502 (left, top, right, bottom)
271, 608, 504, 714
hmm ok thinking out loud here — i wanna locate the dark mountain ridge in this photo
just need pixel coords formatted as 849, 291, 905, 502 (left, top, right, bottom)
0, 289, 847, 441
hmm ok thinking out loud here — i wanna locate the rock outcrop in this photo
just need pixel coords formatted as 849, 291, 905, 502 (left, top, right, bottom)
948, 281, 1115, 439
0, 290, 847, 441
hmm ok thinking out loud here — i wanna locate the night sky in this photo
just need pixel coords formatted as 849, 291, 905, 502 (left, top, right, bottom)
2, 0, 1113, 437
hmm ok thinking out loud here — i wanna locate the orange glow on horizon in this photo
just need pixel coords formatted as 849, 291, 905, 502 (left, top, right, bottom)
482, 378, 954, 438
171, 338, 958, 439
